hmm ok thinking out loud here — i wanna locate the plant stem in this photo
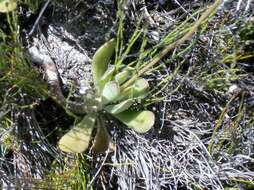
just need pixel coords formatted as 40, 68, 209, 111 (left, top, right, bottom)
120, 0, 222, 90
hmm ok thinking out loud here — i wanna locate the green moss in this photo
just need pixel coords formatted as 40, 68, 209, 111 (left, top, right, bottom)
239, 21, 254, 41
36, 155, 90, 189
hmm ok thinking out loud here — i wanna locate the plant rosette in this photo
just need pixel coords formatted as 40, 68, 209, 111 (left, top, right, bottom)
0, 0, 16, 13
58, 39, 155, 153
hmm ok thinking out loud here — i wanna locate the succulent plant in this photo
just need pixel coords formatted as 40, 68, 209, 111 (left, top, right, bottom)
58, 39, 155, 153
0, 0, 17, 13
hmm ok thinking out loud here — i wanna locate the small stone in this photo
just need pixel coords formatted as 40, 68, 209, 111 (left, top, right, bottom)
227, 84, 239, 95
79, 86, 89, 95
150, 31, 160, 42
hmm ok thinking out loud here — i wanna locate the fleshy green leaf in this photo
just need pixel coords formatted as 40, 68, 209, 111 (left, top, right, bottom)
99, 65, 115, 92
58, 114, 96, 153
92, 117, 110, 153
92, 39, 116, 92
117, 78, 149, 101
0, 0, 16, 13
114, 70, 131, 85
104, 99, 133, 114
101, 81, 120, 105
114, 110, 154, 133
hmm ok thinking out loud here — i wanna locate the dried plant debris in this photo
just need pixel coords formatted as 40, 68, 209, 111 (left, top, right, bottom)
0, 95, 59, 189
0, 0, 254, 189
51, 0, 116, 55
109, 122, 224, 190
28, 25, 92, 92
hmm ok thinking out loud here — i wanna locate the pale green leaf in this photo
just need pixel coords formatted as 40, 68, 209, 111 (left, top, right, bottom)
0, 0, 16, 13
114, 110, 154, 133
92, 39, 116, 92
101, 81, 120, 105
104, 99, 133, 114
92, 117, 110, 153
117, 78, 149, 101
98, 65, 115, 92
114, 70, 131, 85
58, 114, 96, 153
